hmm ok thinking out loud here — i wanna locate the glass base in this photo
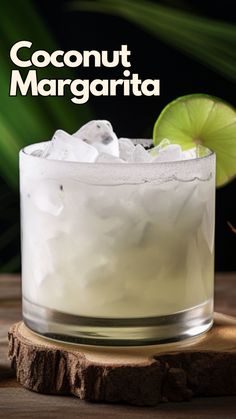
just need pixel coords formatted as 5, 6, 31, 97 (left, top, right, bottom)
23, 297, 213, 346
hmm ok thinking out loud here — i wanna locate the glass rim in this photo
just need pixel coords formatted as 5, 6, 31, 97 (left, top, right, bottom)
20, 140, 215, 167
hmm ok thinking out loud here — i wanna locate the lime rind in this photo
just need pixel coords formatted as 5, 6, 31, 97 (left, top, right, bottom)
153, 94, 236, 187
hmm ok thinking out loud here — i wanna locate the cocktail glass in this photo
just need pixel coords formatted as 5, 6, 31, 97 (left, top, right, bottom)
20, 140, 215, 345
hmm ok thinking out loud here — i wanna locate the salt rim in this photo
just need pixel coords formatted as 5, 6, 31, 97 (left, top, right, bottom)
20, 141, 215, 186
22, 140, 214, 165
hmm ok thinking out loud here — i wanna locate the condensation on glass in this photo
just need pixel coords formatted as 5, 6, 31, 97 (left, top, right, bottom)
20, 140, 215, 345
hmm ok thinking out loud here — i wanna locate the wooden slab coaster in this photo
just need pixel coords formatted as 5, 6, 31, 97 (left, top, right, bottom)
8, 313, 236, 406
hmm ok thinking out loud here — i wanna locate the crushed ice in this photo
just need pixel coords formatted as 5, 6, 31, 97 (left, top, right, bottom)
32, 120, 201, 163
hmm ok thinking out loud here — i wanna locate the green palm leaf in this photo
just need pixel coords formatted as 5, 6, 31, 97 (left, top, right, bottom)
70, 0, 236, 83
1, 0, 92, 188
0, 0, 92, 271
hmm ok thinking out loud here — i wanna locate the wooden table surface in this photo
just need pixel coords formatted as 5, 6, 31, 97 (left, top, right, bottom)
0, 273, 236, 418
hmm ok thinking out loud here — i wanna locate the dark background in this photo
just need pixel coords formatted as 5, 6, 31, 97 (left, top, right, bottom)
1, 0, 236, 271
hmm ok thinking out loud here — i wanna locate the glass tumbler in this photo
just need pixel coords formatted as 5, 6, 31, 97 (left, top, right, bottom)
20, 140, 215, 345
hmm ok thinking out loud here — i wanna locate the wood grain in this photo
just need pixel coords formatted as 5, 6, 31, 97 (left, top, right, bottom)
8, 315, 236, 406
1, 273, 236, 417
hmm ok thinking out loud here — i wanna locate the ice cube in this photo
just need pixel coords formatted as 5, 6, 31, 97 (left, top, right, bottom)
149, 138, 171, 157
182, 147, 197, 160
31, 149, 44, 157
118, 137, 135, 161
33, 179, 64, 216
73, 120, 119, 157
95, 153, 125, 163
130, 144, 152, 163
172, 182, 205, 235
152, 144, 182, 162
42, 129, 98, 162
138, 181, 176, 225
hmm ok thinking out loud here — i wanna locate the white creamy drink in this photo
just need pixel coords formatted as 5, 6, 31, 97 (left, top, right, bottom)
20, 120, 215, 344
